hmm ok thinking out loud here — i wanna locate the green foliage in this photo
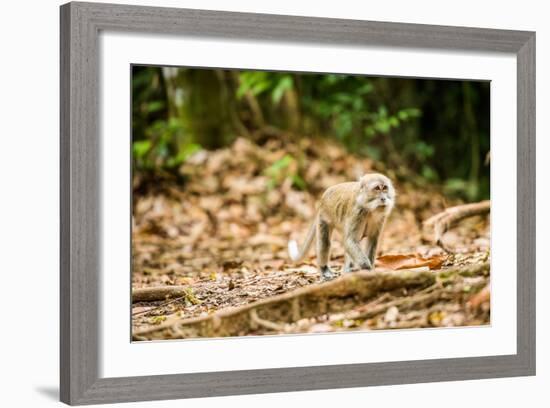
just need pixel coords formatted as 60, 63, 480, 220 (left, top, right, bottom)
302, 74, 375, 141
264, 155, 304, 190
133, 140, 152, 159
132, 67, 209, 171
132, 115, 201, 170
444, 178, 480, 201
132, 65, 490, 201
237, 71, 294, 105
365, 107, 422, 137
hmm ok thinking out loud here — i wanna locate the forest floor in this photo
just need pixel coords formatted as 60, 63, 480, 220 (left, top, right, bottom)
131, 137, 490, 340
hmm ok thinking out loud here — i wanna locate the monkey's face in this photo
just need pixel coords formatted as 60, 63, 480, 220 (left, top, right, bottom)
360, 174, 395, 213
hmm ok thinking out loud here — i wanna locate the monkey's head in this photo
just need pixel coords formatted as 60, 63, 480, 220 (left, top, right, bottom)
358, 173, 396, 213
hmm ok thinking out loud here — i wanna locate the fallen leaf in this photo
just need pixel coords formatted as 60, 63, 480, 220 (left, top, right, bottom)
376, 254, 447, 270
467, 283, 490, 309
150, 316, 167, 325
428, 310, 446, 326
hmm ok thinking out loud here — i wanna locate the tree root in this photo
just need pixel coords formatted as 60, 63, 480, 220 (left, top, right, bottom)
423, 200, 490, 252
249, 309, 285, 332
133, 262, 489, 340
341, 275, 486, 323
343, 283, 445, 321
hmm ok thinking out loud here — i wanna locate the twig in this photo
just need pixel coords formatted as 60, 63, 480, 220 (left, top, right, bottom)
132, 295, 187, 317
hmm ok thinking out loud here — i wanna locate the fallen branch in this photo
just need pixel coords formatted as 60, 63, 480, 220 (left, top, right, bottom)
133, 262, 489, 340
132, 285, 200, 303
423, 200, 490, 252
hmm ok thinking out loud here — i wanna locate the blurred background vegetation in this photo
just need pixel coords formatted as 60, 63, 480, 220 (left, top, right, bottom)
132, 66, 490, 200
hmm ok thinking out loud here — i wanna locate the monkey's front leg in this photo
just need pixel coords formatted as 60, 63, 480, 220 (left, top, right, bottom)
364, 235, 379, 270
343, 253, 355, 273
344, 213, 372, 270
343, 228, 371, 271
344, 237, 372, 270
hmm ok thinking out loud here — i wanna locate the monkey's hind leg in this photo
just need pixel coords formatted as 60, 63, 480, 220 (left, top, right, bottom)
316, 219, 334, 281
343, 253, 355, 273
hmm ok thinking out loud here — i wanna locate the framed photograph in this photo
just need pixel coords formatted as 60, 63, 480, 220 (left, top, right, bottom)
60, 1, 535, 405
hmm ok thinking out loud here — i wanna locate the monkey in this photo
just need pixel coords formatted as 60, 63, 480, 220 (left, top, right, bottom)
288, 173, 395, 280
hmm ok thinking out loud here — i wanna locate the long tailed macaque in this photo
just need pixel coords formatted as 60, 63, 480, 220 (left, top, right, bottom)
288, 173, 395, 280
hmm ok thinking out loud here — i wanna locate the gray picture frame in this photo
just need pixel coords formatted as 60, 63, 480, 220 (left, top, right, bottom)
60, 1, 536, 405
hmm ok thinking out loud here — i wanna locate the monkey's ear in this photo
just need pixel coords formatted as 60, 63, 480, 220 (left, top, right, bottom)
359, 175, 368, 189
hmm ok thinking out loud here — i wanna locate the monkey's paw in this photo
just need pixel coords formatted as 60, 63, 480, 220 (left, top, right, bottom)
343, 264, 357, 274
320, 266, 335, 281
359, 261, 373, 270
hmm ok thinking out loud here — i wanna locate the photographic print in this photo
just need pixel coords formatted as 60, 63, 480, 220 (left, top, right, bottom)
131, 66, 490, 341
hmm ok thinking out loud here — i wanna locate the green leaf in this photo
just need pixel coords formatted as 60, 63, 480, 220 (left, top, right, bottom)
237, 71, 272, 98
166, 143, 202, 168
146, 100, 165, 113
399, 108, 421, 120
132, 140, 152, 158
335, 114, 353, 138
291, 174, 307, 190
375, 120, 391, 134
397, 110, 409, 120
266, 155, 293, 174
421, 165, 438, 181
271, 76, 293, 104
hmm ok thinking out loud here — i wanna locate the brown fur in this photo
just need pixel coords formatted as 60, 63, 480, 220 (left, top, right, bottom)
288, 173, 395, 280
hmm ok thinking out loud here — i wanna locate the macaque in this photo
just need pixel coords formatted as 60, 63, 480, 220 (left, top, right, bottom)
288, 173, 395, 280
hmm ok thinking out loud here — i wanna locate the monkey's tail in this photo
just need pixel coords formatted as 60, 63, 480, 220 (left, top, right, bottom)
288, 216, 317, 262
